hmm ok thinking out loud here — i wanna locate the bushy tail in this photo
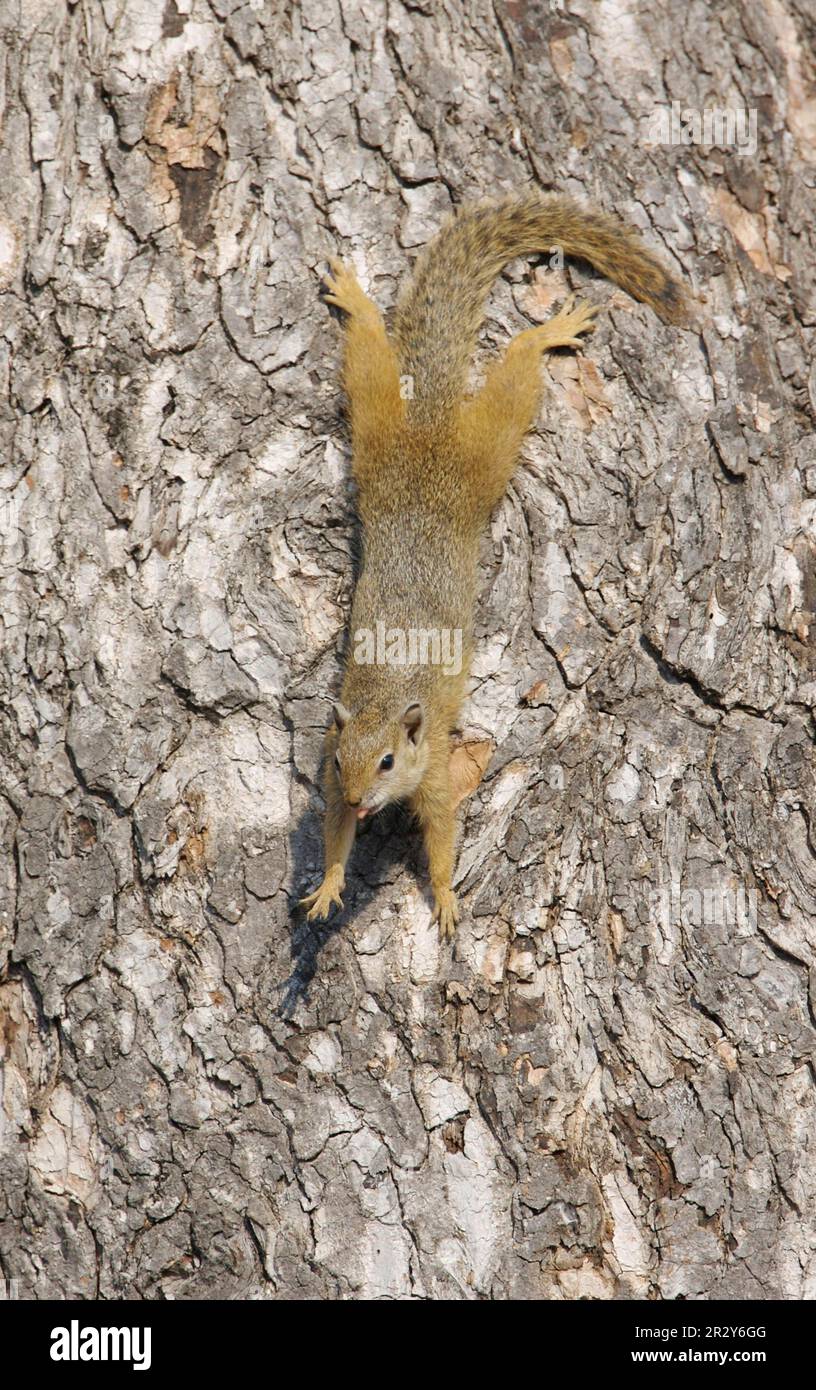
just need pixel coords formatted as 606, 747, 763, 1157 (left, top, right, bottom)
391, 191, 687, 422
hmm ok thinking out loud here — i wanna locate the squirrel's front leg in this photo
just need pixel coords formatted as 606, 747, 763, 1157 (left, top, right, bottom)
412, 765, 460, 942
299, 752, 357, 923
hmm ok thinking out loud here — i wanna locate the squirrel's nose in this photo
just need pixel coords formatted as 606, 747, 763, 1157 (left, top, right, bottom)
346, 797, 361, 808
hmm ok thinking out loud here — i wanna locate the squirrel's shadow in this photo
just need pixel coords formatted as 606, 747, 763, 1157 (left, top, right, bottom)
278, 795, 422, 1017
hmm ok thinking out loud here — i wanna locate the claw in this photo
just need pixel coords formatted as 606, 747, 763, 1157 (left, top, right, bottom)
299, 871, 345, 922
321, 258, 379, 326
432, 888, 460, 942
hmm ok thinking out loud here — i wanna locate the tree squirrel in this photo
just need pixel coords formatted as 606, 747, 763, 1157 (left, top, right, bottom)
301, 191, 686, 939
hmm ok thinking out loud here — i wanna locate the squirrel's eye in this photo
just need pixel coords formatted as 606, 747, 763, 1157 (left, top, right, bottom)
379, 753, 394, 772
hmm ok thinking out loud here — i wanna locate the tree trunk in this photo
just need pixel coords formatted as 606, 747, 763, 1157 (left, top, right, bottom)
1, 0, 814, 1300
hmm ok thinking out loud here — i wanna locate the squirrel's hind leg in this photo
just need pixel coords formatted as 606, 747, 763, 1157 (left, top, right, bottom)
521, 294, 600, 352
323, 258, 404, 481
458, 297, 599, 516
457, 331, 545, 516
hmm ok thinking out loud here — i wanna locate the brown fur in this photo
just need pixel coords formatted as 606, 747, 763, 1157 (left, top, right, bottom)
300, 192, 686, 939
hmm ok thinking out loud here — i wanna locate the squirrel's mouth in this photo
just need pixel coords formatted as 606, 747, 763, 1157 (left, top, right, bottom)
356, 807, 371, 820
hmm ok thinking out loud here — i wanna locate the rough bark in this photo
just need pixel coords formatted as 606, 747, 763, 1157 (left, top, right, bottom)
1, 0, 815, 1300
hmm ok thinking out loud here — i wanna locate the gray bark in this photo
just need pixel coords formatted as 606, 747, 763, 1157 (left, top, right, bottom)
1, 0, 815, 1300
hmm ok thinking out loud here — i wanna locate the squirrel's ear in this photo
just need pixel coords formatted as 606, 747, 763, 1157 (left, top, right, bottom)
333, 701, 352, 730
401, 702, 423, 745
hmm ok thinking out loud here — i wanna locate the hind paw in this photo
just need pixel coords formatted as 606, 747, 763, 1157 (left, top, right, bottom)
322, 258, 374, 320
538, 295, 600, 349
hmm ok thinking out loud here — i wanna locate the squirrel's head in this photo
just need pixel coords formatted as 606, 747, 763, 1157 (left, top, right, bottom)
332, 699, 428, 818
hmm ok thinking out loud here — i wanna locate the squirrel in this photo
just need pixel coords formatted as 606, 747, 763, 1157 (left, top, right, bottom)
300, 190, 687, 940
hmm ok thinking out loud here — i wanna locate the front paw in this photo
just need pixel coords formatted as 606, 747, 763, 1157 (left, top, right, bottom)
432, 887, 459, 942
299, 868, 345, 922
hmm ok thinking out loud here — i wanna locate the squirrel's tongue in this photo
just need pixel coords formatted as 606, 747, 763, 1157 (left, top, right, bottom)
356, 807, 370, 820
